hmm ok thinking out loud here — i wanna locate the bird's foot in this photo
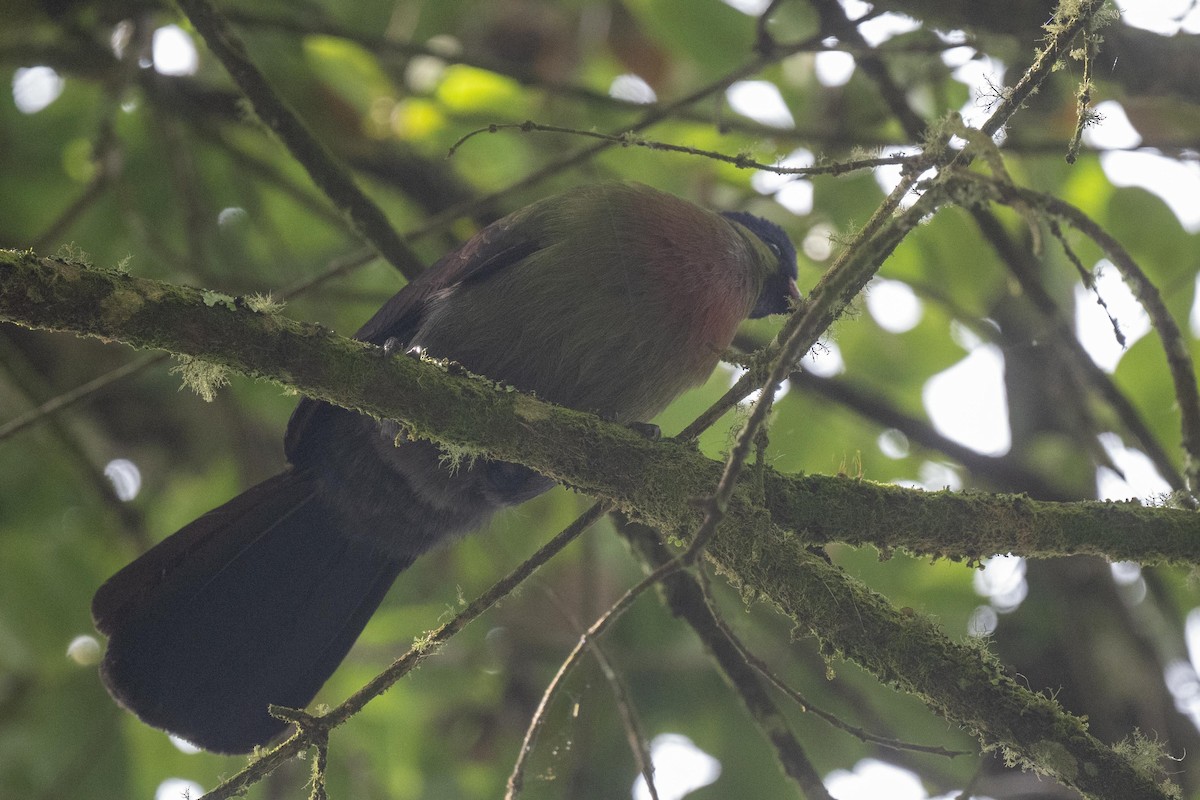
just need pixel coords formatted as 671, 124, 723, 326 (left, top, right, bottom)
382, 337, 423, 359
626, 421, 661, 441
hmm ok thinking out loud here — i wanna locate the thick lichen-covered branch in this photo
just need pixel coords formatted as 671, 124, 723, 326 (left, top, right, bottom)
703, 531, 1172, 799
0, 249, 1185, 799
765, 473, 1199, 565
4, 250, 1196, 564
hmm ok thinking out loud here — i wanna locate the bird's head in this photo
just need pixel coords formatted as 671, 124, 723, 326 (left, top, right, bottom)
721, 210, 800, 318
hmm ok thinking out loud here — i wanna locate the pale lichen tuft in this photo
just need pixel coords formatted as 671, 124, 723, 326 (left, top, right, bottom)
245, 292, 285, 313
171, 356, 231, 402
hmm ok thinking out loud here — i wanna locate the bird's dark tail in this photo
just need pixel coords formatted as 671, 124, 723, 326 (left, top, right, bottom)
92, 470, 409, 754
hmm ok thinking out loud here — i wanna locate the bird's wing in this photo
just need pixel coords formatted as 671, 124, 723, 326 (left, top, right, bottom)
354, 219, 542, 346
284, 208, 544, 459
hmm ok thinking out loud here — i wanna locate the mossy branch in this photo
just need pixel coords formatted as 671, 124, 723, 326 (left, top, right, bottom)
4, 249, 1196, 564
0, 248, 1187, 799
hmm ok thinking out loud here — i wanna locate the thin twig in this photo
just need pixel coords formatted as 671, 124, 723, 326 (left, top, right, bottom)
967, 207, 1188, 495
622, 521, 836, 798
505, 553, 686, 799
192, 123, 351, 230
200, 501, 609, 799
447, 121, 909, 177
0, 337, 150, 547
1048, 218, 1125, 346
691, 566, 967, 759
963, 174, 1200, 498
0, 353, 163, 442
682, 373, 782, 561
980, 1, 1104, 140
809, 0, 926, 139
1066, 24, 1096, 164
310, 738, 329, 800
678, 0, 1108, 444
536, 582, 659, 800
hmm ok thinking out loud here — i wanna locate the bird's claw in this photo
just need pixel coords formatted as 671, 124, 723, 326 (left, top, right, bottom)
626, 421, 661, 441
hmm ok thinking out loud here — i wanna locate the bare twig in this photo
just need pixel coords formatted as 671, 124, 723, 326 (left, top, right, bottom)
967, 207, 1188, 494
690, 566, 967, 759
809, 0, 927, 138
1049, 217, 1125, 346
200, 501, 609, 799
0, 353, 162, 442
623, 521, 838, 798
506, 554, 684, 799
447, 121, 909, 177
0, 338, 149, 547
962, 174, 1200, 498
536, 582, 659, 800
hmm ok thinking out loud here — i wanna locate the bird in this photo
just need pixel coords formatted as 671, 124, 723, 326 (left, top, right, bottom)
91, 181, 799, 753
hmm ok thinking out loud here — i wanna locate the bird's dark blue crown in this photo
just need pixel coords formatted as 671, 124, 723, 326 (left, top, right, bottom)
721, 210, 799, 318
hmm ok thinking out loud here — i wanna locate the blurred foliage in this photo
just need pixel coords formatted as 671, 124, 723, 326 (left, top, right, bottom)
3, 1, 1200, 798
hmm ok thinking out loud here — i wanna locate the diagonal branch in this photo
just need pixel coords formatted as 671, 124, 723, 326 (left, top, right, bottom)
0, 248, 1187, 799
175, 0, 426, 279
958, 174, 1200, 496
199, 501, 608, 800
622, 520, 835, 799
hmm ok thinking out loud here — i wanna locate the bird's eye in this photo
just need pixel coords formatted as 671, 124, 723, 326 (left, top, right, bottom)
767, 241, 782, 257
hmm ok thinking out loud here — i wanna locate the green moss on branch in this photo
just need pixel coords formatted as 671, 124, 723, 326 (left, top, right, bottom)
0, 248, 1185, 799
